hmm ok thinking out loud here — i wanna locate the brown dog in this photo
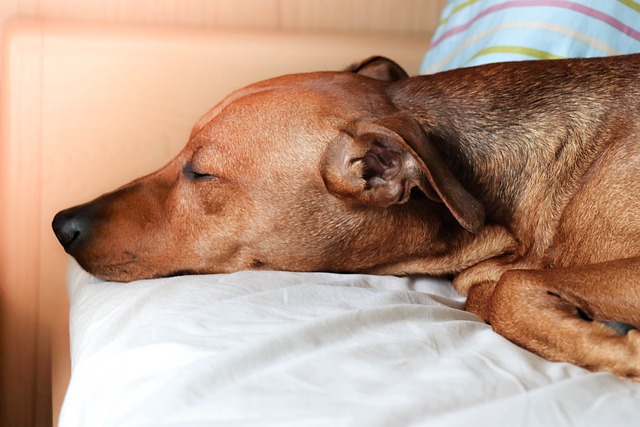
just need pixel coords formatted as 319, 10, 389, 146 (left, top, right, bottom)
53, 54, 640, 380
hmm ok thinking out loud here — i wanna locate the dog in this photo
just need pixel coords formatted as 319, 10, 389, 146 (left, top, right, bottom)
53, 54, 640, 380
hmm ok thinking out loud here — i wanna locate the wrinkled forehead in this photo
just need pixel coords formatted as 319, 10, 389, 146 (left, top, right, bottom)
189, 71, 395, 141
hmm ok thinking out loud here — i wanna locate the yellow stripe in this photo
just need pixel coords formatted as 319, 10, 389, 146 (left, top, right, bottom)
618, 0, 640, 13
439, 0, 481, 26
469, 46, 565, 62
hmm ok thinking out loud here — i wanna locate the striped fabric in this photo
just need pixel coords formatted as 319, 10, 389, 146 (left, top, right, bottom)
421, 0, 640, 73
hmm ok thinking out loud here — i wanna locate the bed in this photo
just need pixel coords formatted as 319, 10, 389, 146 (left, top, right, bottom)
3, 1, 640, 426
61, 259, 640, 426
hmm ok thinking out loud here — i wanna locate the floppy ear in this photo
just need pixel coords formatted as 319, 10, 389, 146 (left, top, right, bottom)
346, 56, 409, 82
320, 113, 485, 233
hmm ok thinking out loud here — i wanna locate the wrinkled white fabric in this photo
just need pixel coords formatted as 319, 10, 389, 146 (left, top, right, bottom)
60, 260, 640, 427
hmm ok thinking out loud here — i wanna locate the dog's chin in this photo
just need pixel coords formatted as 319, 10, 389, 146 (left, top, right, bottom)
86, 261, 206, 283
79, 251, 200, 281
87, 266, 146, 283
77, 257, 154, 283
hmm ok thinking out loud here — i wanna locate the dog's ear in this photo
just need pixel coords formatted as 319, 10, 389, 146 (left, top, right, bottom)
346, 56, 409, 82
321, 113, 484, 233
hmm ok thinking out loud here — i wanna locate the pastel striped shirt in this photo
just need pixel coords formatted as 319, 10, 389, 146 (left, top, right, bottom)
421, 0, 640, 73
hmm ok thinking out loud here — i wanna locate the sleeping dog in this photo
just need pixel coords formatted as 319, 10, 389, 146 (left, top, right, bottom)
53, 54, 640, 380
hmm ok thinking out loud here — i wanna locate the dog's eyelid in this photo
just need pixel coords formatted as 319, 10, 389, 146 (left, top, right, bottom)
182, 162, 217, 181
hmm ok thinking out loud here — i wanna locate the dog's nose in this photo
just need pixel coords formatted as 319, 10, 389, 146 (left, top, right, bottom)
52, 206, 91, 253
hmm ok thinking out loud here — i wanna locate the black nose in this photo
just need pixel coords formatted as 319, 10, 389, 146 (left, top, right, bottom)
52, 205, 92, 254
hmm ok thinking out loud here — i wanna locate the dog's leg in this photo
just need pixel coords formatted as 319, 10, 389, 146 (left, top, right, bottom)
465, 281, 497, 322
454, 255, 534, 321
473, 257, 640, 379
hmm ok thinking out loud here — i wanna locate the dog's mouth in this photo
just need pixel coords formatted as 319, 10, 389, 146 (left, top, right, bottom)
154, 269, 201, 279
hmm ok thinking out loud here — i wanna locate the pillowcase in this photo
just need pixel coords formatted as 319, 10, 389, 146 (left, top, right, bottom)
421, 0, 640, 73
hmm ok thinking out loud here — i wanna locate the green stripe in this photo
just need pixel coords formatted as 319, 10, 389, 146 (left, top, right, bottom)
470, 46, 565, 62
439, 0, 481, 26
618, 0, 640, 13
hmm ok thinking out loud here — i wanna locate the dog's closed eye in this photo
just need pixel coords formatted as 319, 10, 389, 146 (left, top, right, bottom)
183, 162, 216, 181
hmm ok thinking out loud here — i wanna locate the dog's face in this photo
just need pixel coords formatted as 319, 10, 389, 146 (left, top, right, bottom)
53, 57, 484, 281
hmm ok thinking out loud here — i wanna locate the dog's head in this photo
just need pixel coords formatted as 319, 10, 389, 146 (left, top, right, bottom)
52, 57, 484, 281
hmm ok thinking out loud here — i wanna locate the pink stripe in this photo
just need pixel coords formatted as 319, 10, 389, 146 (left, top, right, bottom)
430, 0, 640, 49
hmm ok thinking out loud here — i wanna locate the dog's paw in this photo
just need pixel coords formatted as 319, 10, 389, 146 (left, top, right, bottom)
603, 329, 640, 381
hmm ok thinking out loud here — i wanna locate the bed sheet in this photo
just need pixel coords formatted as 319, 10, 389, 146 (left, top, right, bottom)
60, 259, 640, 427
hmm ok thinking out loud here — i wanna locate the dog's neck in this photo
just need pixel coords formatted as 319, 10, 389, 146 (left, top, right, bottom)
391, 70, 610, 238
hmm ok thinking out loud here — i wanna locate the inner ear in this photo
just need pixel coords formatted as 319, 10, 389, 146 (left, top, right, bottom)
321, 121, 430, 208
361, 138, 401, 186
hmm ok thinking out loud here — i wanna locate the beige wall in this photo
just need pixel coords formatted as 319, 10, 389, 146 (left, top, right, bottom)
0, 0, 445, 77
0, 0, 445, 88
1, 0, 444, 32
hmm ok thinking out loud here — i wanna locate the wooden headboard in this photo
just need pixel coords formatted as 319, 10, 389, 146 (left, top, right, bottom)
0, 19, 430, 426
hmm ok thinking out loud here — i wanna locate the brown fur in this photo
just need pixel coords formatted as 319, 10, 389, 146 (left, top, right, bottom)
53, 54, 640, 379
